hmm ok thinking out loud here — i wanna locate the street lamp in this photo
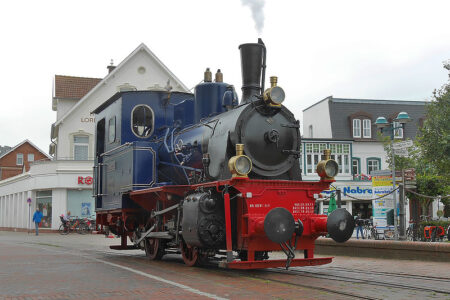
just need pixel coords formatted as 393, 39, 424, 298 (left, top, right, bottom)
375, 112, 411, 240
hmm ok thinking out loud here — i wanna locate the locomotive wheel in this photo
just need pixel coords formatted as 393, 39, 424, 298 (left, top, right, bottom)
180, 241, 199, 266
180, 241, 209, 266
145, 238, 164, 260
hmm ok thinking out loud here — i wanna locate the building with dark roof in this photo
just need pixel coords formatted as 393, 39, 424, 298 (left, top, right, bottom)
301, 96, 427, 220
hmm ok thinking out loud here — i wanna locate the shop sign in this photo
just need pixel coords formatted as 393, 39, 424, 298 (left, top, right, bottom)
321, 183, 373, 200
78, 176, 93, 185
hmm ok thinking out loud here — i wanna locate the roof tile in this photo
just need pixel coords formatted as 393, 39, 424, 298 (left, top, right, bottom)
54, 75, 102, 100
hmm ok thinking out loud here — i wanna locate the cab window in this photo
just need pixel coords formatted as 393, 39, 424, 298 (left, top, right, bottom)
131, 105, 154, 138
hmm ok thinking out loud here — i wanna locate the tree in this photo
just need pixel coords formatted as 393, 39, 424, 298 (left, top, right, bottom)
416, 67, 450, 178
414, 62, 450, 216
379, 62, 450, 217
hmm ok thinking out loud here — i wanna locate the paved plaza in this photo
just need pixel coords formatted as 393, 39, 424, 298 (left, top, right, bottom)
0, 231, 449, 299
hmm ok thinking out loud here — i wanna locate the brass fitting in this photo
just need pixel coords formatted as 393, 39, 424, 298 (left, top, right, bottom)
228, 144, 252, 178
270, 76, 278, 88
215, 69, 223, 82
204, 68, 212, 82
263, 76, 285, 107
316, 149, 339, 180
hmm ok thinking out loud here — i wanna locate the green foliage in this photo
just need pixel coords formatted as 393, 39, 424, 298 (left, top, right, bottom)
377, 64, 450, 216
409, 174, 450, 216
416, 82, 450, 178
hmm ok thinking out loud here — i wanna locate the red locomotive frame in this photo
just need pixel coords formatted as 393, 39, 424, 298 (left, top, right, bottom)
97, 177, 336, 269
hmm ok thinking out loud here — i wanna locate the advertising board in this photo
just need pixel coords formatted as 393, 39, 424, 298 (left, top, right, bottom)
372, 174, 398, 228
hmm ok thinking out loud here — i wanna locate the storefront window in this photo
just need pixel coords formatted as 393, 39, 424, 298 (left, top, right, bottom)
36, 190, 52, 228
67, 190, 94, 219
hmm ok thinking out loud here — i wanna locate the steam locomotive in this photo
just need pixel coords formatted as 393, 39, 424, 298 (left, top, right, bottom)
93, 39, 354, 269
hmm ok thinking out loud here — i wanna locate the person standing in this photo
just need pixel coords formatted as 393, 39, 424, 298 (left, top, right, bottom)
355, 213, 365, 239
32, 208, 43, 236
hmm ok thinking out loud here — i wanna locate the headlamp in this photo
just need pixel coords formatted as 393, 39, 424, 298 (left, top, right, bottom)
228, 144, 252, 178
316, 149, 339, 180
263, 76, 285, 106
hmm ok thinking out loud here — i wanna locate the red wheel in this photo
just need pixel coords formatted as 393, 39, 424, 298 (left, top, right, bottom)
145, 238, 164, 260
180, 241, 201, 266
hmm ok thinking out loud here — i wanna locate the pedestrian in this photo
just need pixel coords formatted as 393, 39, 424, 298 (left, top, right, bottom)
32, 207, 43, 236
355, 212, 365, 239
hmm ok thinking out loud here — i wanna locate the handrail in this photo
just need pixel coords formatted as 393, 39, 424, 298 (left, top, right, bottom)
100, 142, 132, 157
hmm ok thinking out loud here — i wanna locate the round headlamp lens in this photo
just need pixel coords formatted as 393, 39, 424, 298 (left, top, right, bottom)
235, 156, 252, 175
269, 86, 285, 104
325, 160, 339, 178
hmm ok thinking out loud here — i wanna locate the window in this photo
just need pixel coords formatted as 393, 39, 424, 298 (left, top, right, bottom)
353, 119, 361, 138
36, 190, 52, 228
304, 143, 351, 175
74, 135, 89, 160
352, 158, 360, 175
330, 143, 351, 174
16, 153, 23, 165
131, 105, 154, 138
363, 119, 371, 138
27, 154, 34, 162
393, 121, 403, 139
108, 117, 116, 143
305, 143, 327, 174
367, 158, 381, 175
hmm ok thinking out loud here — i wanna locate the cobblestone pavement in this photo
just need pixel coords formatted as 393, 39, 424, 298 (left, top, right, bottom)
0, 231, 449, 300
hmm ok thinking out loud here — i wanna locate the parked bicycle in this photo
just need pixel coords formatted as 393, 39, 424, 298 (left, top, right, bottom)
363, 219, 373, 239
59, 216, 90, 235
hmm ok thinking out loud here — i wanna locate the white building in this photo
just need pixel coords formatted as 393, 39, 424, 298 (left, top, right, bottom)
0, 43, 188, 230
302, 96, 426, 219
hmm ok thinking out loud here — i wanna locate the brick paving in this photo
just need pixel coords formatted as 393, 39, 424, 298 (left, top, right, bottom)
0, 231, 449, 299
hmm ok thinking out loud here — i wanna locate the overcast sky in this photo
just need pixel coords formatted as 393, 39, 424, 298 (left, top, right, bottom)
0, 0, 449, 153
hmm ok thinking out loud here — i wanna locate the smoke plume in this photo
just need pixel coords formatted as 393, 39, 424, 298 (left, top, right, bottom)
241, 0, 265, 34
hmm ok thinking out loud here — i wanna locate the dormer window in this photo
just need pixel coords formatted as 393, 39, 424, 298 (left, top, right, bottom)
352, 119, 361, 138
363, 119, 371, 138
350, 112, 373, 139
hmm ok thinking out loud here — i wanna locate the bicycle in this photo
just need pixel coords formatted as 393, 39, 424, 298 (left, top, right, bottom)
406, 223, 414, 241
58, 217, 89, 235
363, 219, 373, 239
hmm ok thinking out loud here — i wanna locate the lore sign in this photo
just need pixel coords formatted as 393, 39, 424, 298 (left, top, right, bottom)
78, 176, 93, 185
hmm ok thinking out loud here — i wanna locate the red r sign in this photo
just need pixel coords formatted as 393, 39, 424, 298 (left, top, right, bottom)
78, 176, 93, 185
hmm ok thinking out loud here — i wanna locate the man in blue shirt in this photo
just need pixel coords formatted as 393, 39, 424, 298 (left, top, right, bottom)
32, 208, 43, 236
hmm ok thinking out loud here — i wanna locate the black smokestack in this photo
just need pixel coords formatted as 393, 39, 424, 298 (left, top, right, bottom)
239, 39, 266, 104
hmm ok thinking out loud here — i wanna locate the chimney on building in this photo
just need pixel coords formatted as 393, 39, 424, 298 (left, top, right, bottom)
107, 59, 116, 74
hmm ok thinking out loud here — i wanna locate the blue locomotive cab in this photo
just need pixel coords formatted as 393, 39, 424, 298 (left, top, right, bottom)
93, 90, 194, 211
